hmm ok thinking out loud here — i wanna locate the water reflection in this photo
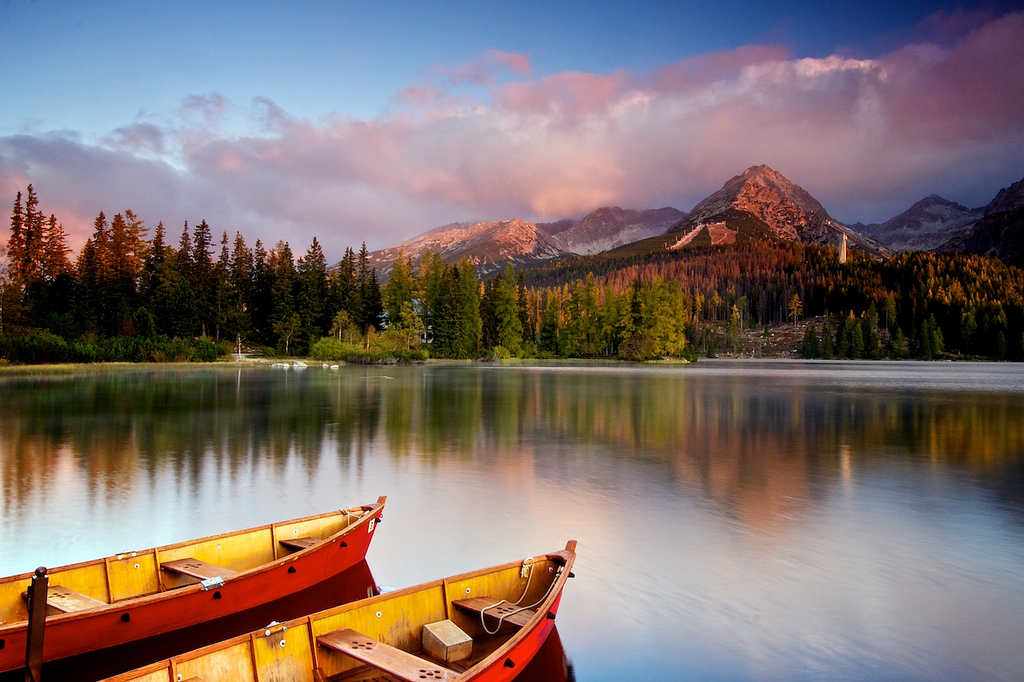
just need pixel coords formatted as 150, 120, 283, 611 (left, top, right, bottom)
3, 363, 1024, 541
4, 365, 1022, 486
2, 361, 1024, 680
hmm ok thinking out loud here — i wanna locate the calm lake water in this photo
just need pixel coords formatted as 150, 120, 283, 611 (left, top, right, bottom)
2, 360, 1024, 681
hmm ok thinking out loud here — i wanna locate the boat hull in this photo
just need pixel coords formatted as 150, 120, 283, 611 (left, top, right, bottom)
0, 498, 385, 677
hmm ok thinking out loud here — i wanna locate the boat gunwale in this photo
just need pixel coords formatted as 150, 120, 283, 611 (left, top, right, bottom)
0, 495, 386, 632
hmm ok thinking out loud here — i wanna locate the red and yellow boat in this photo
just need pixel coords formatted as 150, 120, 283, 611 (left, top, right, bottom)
0, 497, 386, 677
101, 540, 577, 682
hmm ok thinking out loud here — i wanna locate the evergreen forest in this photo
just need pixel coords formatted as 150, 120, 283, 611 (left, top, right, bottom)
3, 185, 1024, 364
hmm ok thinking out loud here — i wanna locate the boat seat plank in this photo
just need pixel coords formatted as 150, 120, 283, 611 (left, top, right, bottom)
452, 597, 535, 629
160, 558, 240, 581
45, 585, 107, 613
317, 629, 457, 682
279, 535, 320, 551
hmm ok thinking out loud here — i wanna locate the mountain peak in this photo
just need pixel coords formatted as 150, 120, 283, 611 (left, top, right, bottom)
677, 164, 834, 243
858, 194, 982, 251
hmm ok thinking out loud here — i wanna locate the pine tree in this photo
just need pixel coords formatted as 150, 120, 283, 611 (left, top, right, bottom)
417, 251, 445, 339
362, 270, 384, 334
226, 232, 252, 340
7, 191, 24, 282
249, 240, 273, 344
330, 246, 360, 331
191, 219, 215, 336
269, 240, 297, 344
382, 250, 415, 329
213, 231, 236, 340
356, 242, 382, 332
801, 323, 820, 358
538, 289, 560, 355
40, 214, 72, 280
429, 264, 461, 358
821, 316, 834, 359
19, 185, 45, 283
297, 236, 328, 347
455, 259, 481, 357
493, 263, 523, 355
108, 213, 138, 317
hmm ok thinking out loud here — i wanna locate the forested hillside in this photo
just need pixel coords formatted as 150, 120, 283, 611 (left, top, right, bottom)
524, 241, 1024, 359
3, 185, 1024, 363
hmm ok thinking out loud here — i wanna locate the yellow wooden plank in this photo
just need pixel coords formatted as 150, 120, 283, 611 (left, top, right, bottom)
317, 629, 456, 682
46, 585, 107, 613
157, 528, 275, 574
252, 622, 316, 682
0, 578, 31, 624
174, 641, 256, 682
107, 550, 160, 602
44, 563, 111, 606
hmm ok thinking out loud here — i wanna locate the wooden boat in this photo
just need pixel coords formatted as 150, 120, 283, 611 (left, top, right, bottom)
0, 497, 386, 676
101, 540, 577, 682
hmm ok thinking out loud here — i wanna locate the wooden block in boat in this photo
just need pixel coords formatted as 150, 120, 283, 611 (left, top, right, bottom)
160, 558, 240, 581
278, 535, 320, 551
317, 628, 457, 682
452, 597, 535, 629
422, 620, 472, 663
45, 585, 106, 613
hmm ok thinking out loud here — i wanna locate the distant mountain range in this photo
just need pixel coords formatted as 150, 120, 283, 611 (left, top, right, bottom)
358, 165, 1024, 276
364, 206, 686, 276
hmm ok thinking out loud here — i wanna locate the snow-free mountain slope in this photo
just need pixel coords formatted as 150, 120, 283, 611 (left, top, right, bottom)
854, 195, 983, 252
553, 206, 686, 255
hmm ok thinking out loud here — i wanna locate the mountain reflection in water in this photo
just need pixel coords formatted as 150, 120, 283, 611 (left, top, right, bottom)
1, 360, 1023, 680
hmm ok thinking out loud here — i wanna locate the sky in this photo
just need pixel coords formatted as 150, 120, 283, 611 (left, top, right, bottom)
2, 0, 1023, 261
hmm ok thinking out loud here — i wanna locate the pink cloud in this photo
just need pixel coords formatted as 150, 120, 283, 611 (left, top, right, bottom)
496, 69, 633, 122
3, 13, 1023, 260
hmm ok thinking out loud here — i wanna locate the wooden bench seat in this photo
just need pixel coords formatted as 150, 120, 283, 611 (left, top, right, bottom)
452, 597, 535, 630
160, 558, 240, 581
45, 585, 107, 613
317, 628, 457, 682
278, 535, 320, 551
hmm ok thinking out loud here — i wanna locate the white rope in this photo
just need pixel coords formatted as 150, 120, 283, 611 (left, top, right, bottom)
479, 560, 563, 635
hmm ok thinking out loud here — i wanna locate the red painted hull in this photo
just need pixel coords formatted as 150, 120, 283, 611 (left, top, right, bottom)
464, 590, 565, 682
0, 498, 385, 677
509, 625, 573, 682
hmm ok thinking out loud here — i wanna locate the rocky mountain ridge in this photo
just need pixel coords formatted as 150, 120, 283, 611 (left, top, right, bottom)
365, 217, 563, 277
854, 195, 983, 252
356, 165, 1023, 276
937, 177, 1024, 265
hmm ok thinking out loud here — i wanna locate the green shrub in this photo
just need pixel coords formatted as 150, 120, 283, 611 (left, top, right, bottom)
310, 337, 362, 362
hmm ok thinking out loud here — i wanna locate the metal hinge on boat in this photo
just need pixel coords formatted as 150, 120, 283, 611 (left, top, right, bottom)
200, 576, 225, 590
